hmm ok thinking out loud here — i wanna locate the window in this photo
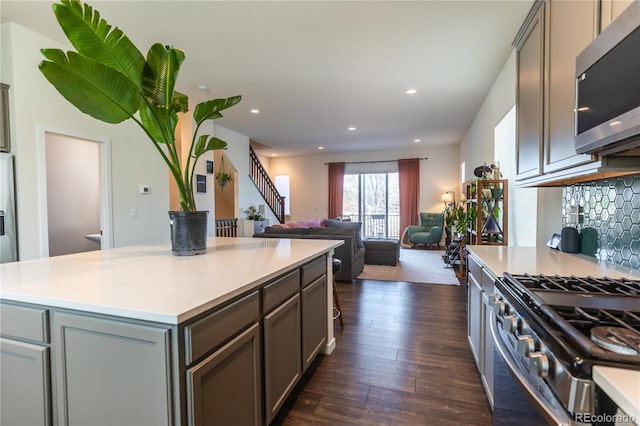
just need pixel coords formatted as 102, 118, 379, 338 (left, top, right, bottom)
343, 172, 400, 238
274, 175, 290, 215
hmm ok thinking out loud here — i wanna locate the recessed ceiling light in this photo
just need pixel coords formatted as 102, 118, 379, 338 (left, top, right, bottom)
318, 146, 324, 150
250, 109, 260, 114
271, 153, 277, 156
414, 139, 421, 143
405, 89, 417, 94
197, 84, 208, 92
609, 121, 622, 126
348, 127, 356, 131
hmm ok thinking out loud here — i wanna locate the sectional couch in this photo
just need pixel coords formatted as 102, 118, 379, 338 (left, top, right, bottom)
253, 221, 365, 282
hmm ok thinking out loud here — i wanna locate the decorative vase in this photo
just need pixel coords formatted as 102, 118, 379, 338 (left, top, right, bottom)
168, 211, 209, 256
482, 215, 502, 234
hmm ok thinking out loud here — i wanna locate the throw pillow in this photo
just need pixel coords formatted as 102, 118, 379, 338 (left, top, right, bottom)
324, 219, 364, 248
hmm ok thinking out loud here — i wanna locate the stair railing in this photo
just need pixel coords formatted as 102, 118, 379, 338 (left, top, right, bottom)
249, 146, 285, 224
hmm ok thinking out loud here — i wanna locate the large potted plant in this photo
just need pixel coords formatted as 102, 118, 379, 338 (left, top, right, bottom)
38, 0, 241, 255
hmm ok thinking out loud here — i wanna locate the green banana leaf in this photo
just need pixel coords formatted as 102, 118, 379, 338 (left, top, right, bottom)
52, 0, 145, 87
39, 49, 139, 123
39, 0, 241, 211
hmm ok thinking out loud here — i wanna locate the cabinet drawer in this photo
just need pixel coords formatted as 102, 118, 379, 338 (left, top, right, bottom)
185, 291, 259, 365
301, 257, 326, 288
263, 270, 300, 313
481, 268, 496, 294
0, 303, 49, 343
467, 254, 482, 282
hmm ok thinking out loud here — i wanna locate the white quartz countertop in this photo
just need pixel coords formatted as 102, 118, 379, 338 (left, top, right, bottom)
593, 367, 640, 423
466, 245, 640, 280
0, 237, 342, 324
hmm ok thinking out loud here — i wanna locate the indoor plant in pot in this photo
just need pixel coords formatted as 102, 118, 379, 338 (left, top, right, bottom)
215, 156, 233, 191
38, 0, 241, 255
244, 206, 268, 234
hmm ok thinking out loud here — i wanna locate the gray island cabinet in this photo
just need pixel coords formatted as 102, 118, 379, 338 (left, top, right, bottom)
0, 237, 340, 426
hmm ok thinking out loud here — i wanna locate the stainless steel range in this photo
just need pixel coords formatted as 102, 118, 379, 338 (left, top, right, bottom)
491, 273, 640, 425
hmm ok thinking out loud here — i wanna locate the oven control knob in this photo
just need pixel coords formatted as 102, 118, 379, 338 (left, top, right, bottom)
501, 315, 517, 333
517, 335, 535, 356
528, 352, 549, 378
491, 297, 505, 316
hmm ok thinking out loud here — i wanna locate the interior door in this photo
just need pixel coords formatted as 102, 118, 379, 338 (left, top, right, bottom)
40, 129, 113, 257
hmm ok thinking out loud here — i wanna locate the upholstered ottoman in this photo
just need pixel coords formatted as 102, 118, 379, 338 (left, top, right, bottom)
364, 238, 400, 266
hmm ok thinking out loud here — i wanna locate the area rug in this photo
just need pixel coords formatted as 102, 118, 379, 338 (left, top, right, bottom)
357, 247, 459, 285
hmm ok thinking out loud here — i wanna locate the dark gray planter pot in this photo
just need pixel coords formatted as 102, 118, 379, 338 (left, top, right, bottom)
168, 211, 209, 256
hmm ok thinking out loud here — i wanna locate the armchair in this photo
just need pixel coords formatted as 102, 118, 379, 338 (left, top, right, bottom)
406, 212, 444, 248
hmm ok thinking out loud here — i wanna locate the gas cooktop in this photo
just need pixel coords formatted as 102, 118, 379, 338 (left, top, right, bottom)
503, 273, 640, 312
501, 273, 640, 366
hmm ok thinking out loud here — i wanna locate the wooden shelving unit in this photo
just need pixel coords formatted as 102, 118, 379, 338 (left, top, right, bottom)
463, 179, 508, 246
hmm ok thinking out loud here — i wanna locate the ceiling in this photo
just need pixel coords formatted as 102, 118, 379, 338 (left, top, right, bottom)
1, 0, 533, 157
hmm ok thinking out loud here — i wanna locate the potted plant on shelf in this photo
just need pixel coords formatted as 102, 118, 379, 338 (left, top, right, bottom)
244, 206, 269, 234
38, 0, 241, 255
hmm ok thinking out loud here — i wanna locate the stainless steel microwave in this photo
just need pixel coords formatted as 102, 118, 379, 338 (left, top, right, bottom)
574, 1, 640, 156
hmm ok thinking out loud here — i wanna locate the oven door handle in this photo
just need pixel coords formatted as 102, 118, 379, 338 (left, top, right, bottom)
490, 312, 572, 426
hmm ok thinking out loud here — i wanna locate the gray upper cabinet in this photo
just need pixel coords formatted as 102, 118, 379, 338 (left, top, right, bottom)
516, 2, 545, 180
543, 0, 598, 174
0, 84, 9, 153
515, 0, 637, 185
600, 0, 634, 31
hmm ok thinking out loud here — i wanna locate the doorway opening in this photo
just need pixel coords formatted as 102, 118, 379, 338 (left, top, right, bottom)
38, 128, 113, 257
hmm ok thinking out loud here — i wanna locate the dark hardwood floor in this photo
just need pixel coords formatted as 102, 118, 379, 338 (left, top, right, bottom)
273, 278, 493, 425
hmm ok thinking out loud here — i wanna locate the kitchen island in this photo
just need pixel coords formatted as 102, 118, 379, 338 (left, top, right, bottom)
466, 245, 640, 424
0, 237, 342, 426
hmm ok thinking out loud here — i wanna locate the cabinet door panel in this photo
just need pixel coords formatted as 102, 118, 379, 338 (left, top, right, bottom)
0, 83, 9, 152
482, 293, 495, 410
264, 293, 301, 424
544, 0, 596, 173
600, 0, 634, 31
186, 322, 261, 426
302, 276, 327, 372
467, 273, 483, 372
52, 312, 172, 426
0, 338, 51, 426
516, 5, 544, 179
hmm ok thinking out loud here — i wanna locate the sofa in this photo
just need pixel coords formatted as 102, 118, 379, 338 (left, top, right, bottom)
406, 212, 445, 248
254, 224, 365, 282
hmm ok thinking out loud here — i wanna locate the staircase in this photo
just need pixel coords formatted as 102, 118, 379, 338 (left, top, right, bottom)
249, 146, 285, 224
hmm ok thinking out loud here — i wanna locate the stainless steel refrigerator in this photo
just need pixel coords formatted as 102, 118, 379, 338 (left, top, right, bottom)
0, 152, 17, 263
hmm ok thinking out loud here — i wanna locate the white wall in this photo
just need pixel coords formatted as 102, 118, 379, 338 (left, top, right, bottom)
459, 49, 562, 247
268, 144, 460, 222
213, 126, 278, 224
3, 23, 169, 260
460, 51, 518, 181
